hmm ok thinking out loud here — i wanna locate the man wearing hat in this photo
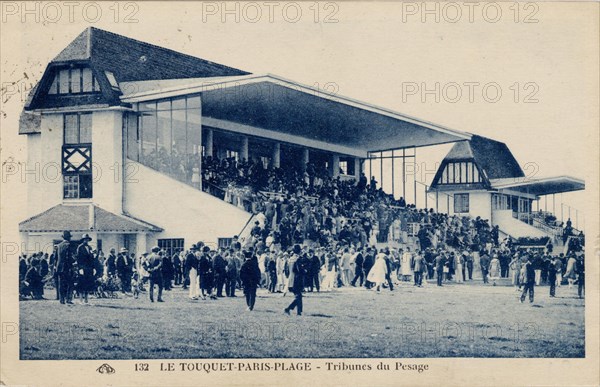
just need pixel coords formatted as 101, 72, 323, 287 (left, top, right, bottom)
284, 245, 306, 316
185, 245, 199, 299
145, 246, 164, 302
116, 247, 131, 293
24, 257, 44, 299
239, 250, 261, 310
76, 233, 95, 304
199, 246, 216, 300
520, 255, 536, 303
56, 230, 75, 304
575, 254, 585, 299
106, 248, 117, 278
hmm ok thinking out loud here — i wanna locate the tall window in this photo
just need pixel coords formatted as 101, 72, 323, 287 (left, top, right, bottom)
339, 160, 348, 175
134, 96, 202, 186
339, 157, 356, 176
454, 193, 470, 213
48, 67, 101, 95
63, 113, 93, 199
158, 238, 184, 258
439, 161, 482, 185
64, 113, 92, 144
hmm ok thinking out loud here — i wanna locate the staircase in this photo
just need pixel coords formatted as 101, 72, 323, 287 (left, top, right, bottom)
492, 210, 548, 239
124, 160, 253, 246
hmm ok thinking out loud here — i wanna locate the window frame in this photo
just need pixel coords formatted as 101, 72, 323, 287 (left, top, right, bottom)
48, 67, 102, 95
454, 193, 470, 213
63, 112, 93, 145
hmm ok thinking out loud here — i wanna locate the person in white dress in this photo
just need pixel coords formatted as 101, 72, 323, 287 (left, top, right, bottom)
322, 253, 338, 291
367, 250, 388, 292
401, 248, 413, 282
454, 253, 464, 283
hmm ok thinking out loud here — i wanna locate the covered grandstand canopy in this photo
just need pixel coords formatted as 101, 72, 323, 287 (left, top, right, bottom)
490, 176, 585, 196
121, 74, 472, 154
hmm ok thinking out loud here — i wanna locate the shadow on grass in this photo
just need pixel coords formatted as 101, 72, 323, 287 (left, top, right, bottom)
93, 304, 153, 311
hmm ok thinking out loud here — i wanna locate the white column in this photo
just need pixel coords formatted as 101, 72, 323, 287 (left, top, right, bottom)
205, 128, 213, 157
301, 148, 309, 170
332, 154, 340, 178
272, 142, 281, 168
354, 158, 361, 181
241, 136, 249, 162
136, 233, 148, 255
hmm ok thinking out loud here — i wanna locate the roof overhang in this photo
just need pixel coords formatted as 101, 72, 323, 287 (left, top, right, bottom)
490, 176, 585, 196
19, 203, 162, 233
121, 74, 471, 153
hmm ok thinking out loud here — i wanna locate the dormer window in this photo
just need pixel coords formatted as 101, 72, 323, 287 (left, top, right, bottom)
439, 161, 482, 185
48, 67, 101, 95
105, 71, 120, 90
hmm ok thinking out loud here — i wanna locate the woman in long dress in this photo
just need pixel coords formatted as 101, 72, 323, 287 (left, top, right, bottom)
322, 253, 338, 291
564, 255, 577, 288
454, 253, 464, 283
489, 254, 501, 286
509, 254, 522, 290
367, 251, 388, 292
401, 249, 413, 282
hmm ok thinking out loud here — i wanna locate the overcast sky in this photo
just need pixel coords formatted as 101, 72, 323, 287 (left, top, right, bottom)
1, 2, 598, 237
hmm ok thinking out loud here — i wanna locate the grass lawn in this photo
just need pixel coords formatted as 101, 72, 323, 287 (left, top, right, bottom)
19, 279, 585, 359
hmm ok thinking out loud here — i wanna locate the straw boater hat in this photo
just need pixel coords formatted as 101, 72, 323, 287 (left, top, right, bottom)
81, 233, 92, 241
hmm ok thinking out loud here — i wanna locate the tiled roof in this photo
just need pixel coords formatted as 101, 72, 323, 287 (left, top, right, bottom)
18, 111, 41, 134
19, 204, 162, 233
443, 135, 524, 179
53, 27, 250, 82
25, 27, 250, 112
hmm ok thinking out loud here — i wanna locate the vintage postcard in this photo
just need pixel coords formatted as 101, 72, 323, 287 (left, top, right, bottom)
1, 1, 598, 386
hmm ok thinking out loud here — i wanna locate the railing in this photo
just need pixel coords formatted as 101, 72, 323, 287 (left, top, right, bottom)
415, 181, 454, 214
203, 180, 256, 213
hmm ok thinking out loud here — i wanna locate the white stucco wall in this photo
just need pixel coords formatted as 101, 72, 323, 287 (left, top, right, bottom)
92, 111, 123, 214
124, 161, 252, 248
26, 113, 63, 217
445, 190, 492, 221
25, 110, 124, 218
468, 191, 492, 221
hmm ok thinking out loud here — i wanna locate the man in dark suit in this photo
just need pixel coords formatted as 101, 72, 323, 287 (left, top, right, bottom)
145, 246, 164, 302
480, 251, 491, 284
284, 245, 306, 316
548, 256, 558, 297
351, 249, 364, 287
520, 256, 536, 303
105, 248, 117, 278
116, 247, 131, 293
575, 255, 585, 299
435, 252, 445, 286
172, 250, 182, 286
198, 246, 215, 300
240, 250, 261, 310
363, 247, 375, 289
76, 233, 95, 304
212, 250, 227, 297
55, 231, 74, 304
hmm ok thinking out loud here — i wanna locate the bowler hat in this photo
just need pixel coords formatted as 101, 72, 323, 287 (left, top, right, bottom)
62, 230, 72, 240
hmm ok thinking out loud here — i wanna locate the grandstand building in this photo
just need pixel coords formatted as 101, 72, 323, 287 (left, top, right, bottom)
429, 135, 585, 240
18, 27, 584, 254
